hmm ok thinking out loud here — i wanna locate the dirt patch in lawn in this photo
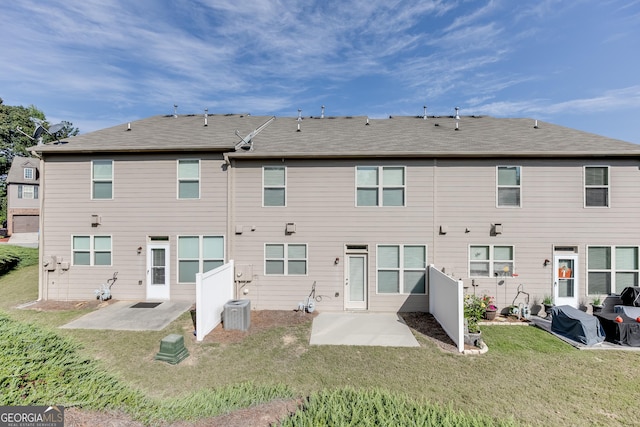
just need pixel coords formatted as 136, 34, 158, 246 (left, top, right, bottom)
199, 309, 317, 345
64, 398, 303, 427
399, 312, 460, 353
21, 298, 116, 311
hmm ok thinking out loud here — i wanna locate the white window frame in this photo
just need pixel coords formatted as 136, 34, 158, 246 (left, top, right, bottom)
263, 166, 287, 207
376, 244, 427, 294
496, 166, 521, 208
91, 160, 113, 200
584, 165, 609, 208
356, 166, 406, 207
177, 235, 225, 284
18, 185, 37, 199
264, 243, 308, 275
72, 235, 112, 266
587, 245, 639, 295
177, 159, 201, 199
24, 168, 34, 180
469, 245, 515, 278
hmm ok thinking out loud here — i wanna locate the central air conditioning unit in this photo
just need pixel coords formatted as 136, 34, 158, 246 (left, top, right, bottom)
223, 299, 251, 331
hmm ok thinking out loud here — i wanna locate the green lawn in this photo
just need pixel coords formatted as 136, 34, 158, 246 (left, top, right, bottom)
1, 250, 639, 426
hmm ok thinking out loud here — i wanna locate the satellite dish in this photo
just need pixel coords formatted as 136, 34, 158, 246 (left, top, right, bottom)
33, 125, 46, 140
49, 123, 64, 134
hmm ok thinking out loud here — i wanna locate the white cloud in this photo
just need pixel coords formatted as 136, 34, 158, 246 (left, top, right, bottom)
472, 86, 640, 118
1, 0, 638, 144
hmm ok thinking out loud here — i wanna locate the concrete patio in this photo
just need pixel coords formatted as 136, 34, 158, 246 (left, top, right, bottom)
309, 312, 420, 347
60, 300, 192, 331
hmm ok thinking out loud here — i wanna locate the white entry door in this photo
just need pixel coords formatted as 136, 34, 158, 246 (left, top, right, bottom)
345, 254, 367, 310
554, 254, 578, 307
147, 244, 170, 300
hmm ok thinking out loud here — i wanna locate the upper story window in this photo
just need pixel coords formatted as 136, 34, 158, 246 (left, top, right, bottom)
178, 159, 200, 199
92, 160, 113, 199
24, 168, 34, 180
377, 244, 427, 294
588, 246, 638, 295
18, 185, 38, 199
497, 166, 521, 207
356, 166, 405, 207
263, 166, 286, 206
585, 166, 609, 207
469, 245, 514, 277
177, 235, 224, 283
265, 243, 307, 275
72, 235, 112, 266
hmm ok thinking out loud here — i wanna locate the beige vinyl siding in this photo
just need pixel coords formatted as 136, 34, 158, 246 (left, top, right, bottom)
8, 184, 40, 209
433, 158, 640, 307
38, 149, 640, 312
231, 157, 640, 312
230, 159, 434, 312
40, 153, 228, 301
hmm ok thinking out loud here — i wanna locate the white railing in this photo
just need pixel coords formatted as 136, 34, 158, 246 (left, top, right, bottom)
195, 260, 235, 342
428, 265, 464, 353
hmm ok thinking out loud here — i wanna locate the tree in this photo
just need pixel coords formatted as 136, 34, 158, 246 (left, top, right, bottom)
0, 97, 79, 224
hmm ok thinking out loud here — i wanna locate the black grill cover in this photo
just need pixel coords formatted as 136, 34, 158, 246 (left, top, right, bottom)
595, 312, 640, 346
551, 305, 605, 346
620, 287, 640, 307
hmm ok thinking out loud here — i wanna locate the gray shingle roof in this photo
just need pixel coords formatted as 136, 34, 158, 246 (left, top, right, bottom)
30, 114, 267, 153
30, 114, 640, 158
7, 156, 39, 184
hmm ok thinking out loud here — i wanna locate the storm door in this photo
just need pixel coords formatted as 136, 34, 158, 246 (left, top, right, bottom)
147, 243, 170, 300
554, 254, 578, 307
345, 254, 367, 310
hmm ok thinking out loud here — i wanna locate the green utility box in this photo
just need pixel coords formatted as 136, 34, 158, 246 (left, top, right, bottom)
154, 333, 189, 365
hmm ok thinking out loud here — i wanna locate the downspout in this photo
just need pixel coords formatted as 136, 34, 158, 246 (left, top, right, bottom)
36, 154, 46, 300
223, 153, 237, 299
432, 158, 437, 270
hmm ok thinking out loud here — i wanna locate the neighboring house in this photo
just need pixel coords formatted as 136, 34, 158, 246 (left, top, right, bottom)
30, 113, 640, 314
6, 156, 40, 235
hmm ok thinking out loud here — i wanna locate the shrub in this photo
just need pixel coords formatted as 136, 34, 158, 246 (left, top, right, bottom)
281, 387, 517, 426
0, 246, 39, 275
0, 312, 147, 410
0, 254, 20, 276
464, 294, 485, 333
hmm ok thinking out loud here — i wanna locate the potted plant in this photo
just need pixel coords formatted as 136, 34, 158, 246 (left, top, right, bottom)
482, 294, 498, 321
542, 295, 554, 318
591, 297, 603, 314
464, 294, 485, 346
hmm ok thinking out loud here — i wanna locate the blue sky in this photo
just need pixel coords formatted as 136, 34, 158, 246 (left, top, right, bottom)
2, 0, 639, 143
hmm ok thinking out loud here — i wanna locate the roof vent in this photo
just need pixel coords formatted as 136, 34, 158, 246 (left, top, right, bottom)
455, 122, 459, 131
297, 109, 302, 121
534, 119, 539, 129
321, 105, 325, 119
366, 118, 370, 126
127, 122, 131, 131
173, 104, 178, 118
204, 108, 208, 127
297, 122, 301, 132
423, 105, 428, 120
455, 107, 460, 120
